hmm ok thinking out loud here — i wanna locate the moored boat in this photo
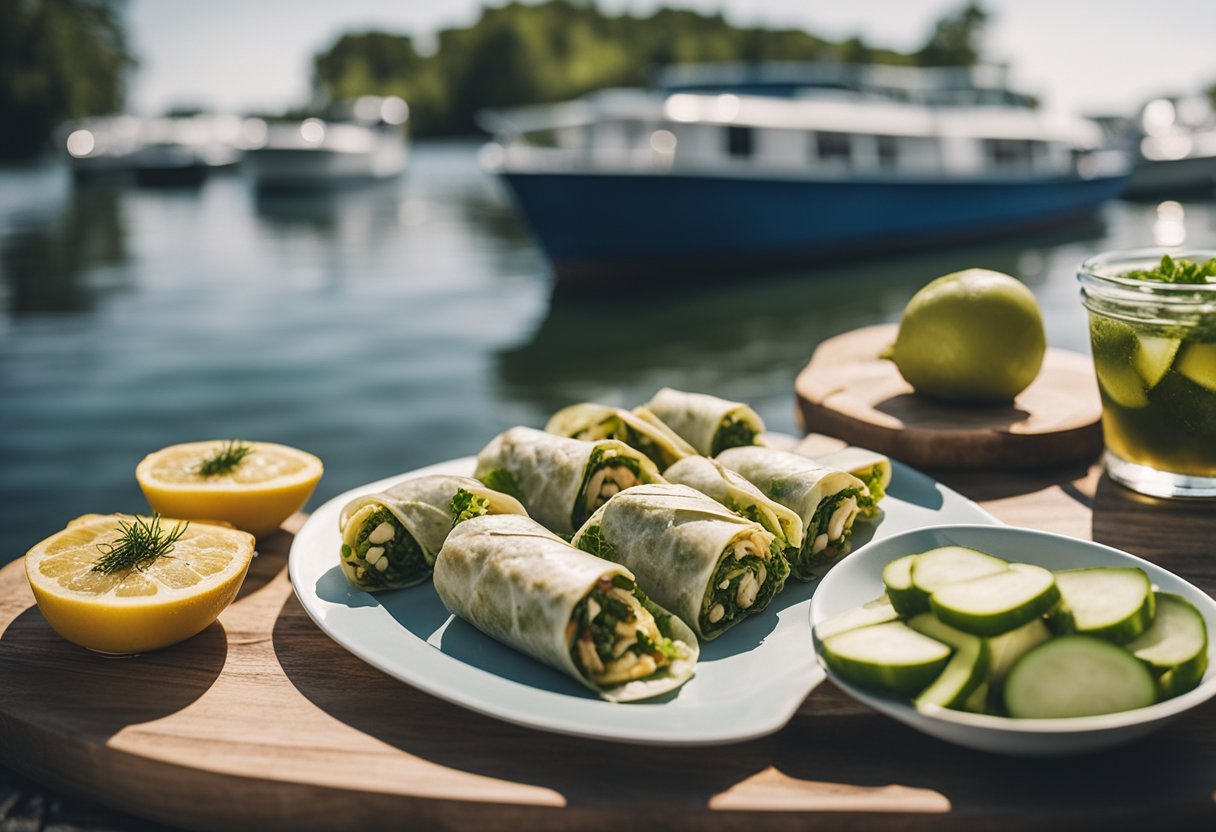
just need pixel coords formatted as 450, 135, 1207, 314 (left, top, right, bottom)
480, 63, 1130, 281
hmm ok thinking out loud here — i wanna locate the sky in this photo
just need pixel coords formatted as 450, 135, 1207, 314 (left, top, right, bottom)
127, 0, 1216, 118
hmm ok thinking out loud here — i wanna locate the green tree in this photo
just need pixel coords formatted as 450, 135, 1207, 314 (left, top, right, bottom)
916, 1, 989, 67
0, 0, 135, 159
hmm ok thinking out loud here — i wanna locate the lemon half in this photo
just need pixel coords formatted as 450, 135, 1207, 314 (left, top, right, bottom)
137, 441, 323, 537
25, 514, 256, 654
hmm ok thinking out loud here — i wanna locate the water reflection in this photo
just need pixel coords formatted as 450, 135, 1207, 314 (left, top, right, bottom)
0, 178, 129, 316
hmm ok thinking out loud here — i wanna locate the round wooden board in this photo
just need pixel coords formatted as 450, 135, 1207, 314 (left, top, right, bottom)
795, 324, 1104, 470
3, 488, 1216, 832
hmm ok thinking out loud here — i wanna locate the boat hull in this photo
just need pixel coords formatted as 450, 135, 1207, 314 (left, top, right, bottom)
497, 170, 1129, 280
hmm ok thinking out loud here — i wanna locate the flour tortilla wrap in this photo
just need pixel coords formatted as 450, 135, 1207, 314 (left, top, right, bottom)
663, 456, 804, 551
638, 388, 766, 456
807, 446, 892, 519
716, 446, 866, 581
474, 426, 664, 536
433, 514, 698, 702
337, 475, 527, 591
546, 402, 696, 469
572, 483, 789, 641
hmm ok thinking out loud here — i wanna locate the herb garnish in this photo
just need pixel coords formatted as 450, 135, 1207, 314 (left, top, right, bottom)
197, 440, 253, 477
92, 514, 188, 575
450, 488, 491, 528
1123, 254, 1216, 285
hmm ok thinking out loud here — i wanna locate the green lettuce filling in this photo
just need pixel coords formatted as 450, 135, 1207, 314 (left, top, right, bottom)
568, 574, 679, 683
571, 447, 647, 530
711, 416, 759, 455
855, 467, 886, 519
733, 501, 790, 551
792, 488, 863, 580
449, 488, 492, 528
571, 416, 670, 469
575, 523, 617, 560
478, 468, 522, 500
341, 507, 428, 588
701, 543, 789, 637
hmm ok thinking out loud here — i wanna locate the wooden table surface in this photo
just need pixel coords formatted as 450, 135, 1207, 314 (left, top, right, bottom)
2, 442, 1215, 832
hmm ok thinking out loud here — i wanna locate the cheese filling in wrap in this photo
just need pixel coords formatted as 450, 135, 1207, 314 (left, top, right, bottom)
474, 426, 664, 537
716, 447, 866, 581
572, 483, 790, 640
808, 446, 892, 519
637, 388, 766, 457
433, 514, 698, 701
663, 455, 804, 554
546, 402, 696, 469
338, 475, 527, 591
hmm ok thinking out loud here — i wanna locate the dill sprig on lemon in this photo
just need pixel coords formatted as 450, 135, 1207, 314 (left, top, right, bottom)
137, 440, 323, 537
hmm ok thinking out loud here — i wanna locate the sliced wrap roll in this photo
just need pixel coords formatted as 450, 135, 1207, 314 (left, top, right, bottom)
808, 446, 892, 519
433, 514, 699, 702
474, 426, 664, 537
716, 446, 866, 581
638, 388, 766, 457
338, 475, 527, 591
663, 455, 804, 553
572, 483, 790, 640
546, 402, 696, 469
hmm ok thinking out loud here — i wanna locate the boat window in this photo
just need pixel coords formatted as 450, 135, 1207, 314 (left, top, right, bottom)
816, 132, 852, 163
984, 138, 1039, 165
726, 126, 753, 158
876, 135, 898, 167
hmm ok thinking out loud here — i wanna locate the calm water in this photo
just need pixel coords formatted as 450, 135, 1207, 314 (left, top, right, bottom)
2, 141, 1213, 563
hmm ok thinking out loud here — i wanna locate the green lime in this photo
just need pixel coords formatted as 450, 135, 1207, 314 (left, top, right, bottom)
891, 269, 1046, 404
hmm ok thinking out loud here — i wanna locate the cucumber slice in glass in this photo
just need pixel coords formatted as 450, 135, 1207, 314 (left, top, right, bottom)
1052, 567, 1155, 644
1177, 341, 1216, 394
930, 563, 1059, 637
907, 613, 990, 710
881, 554, 926, 615
1004, 636, 1157, 718
1133, 334, 1181, 389
820, 621, 951, 697
1090, 318, 1149, 408
814, 594, 900, 641
910, 546, 1008, 597
1125, 592, 1209, 699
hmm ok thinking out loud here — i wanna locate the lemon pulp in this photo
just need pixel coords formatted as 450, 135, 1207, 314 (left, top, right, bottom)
25, 514, 256, 654
137, 441, 323, 537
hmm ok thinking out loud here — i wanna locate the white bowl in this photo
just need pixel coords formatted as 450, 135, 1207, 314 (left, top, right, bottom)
809, 524, 1216, 756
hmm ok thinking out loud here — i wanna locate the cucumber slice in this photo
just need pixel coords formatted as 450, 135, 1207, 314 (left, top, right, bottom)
1090, 318, 1150, 408
907, 613, 990, 710
1004, 636, 1157, 718
1125, 592, 1209, 699
1133, 334, 1181, 389
881, 554, 926, 615
1052, 568, 1155, 643
910, 546, 1008, 597
930, 563, 1060, 637
962, 681, 990, 714
988, 618, 1053, 687
819, 621, 952, 696
815, 595, 900, 641
1177, 341, 1216, 393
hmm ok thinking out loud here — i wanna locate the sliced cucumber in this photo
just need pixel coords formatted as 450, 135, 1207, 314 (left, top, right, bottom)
1125, 592, 1209, 699
1133, 334, 1181, 389
907, 613, 990, 710
988, 618, 1053, 688
962, 681, 990, 714
815, 595, 899, 641
1052, 568, 1155, 643
819, 621, 952, 697
910, 546, 1008, 597
930, 563, 1060, 637
1004, 636, 1157, 718
881, 554, 926, 615
1177, 341, 1216, 394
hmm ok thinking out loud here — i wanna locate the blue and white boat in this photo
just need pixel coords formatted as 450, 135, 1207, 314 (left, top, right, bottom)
479, 63, 1130, 281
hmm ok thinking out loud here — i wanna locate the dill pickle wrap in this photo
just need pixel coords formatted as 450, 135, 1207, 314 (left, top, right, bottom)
716, 446, 867, 581
474, 426, 665, 537
638, 388, 766, 456
433, 514, 699, 702
337, 475, 527, 591
663, 455, 804, 552
809, 446, 892, 519
572, 483, 790, 641
545, 402, 696, 469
